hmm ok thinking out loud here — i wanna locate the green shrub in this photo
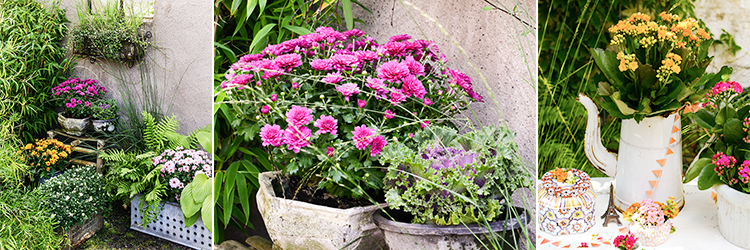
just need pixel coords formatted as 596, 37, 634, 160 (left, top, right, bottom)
0, 188, 64, 249
37, 166, 109, 230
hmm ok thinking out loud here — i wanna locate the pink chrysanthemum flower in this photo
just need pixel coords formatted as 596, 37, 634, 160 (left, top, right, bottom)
403, 56, 425, 76
331, 54, 360, 71
389, 34, 412, 42
402, 75, 426, 99
239, 53, 263, 63
420, 120, 430, 129
314, 115, 338, 135
370, 136, 387, 156
292, 81, 299, 89
379, 42, 407, 57
327, 147, 335, 157
377, 60, 410, 82
336, 83, 361, 101
352, 125, 376, 150
358, 99, 367, 109
310, 59, 334, 71
261, 105, 270, 114
384, 110, 395, 119
366, 77, 387, 90
343, 29, 365, 38
283, 126, 312, 153
354, 50, 380, 62
389, 88, 407, 106
286, 105, 314, 126
424, 98, 433, 105
270, 94, 277, 102
274, 53, 303, 70
323, 72, 344, 84
449, 68, 473, 92
260, 124, 283, 147
230, 74, 252, 86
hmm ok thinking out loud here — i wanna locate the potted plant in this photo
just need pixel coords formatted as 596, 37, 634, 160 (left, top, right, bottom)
35, 165, 108, 249
90, 99, 119, 133
621, 197, 678, 246
684, 80, 750, 248
70, 0, 150, 65
51, 77, 108, 135
373, 125, 532, 250
219, 26, 483, 249
582, 11, 729, 209
18, 138, 72, 182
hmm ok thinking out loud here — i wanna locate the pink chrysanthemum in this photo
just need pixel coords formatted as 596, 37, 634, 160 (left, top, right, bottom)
314, 115, 338, 135
260, 124, 283, 147
330, 54, 360, 71
286, 105, 314, 126
270, 94, 277, 102
352, 125, 376, 150
377, 60, 410, 82
274, 53, 303, 69
283, 126, 312, 153
327, 147, 335, 157
310, 59, 334, 71
420, 120, 430, 129
379, 42, 407, 57
389, 34, 412, 42
336, 83, 361, 101
239, 53, 263, 63
366, 77, 387, 90
323, 72, 344, 84
230, 74, 252, 86
261, 105, 271, 114
343, 29, 365, 38
402, 75, 426, 99
370, 136, 387, 156
358, 99, 367, 108
384, 110, 395, 119
354, 50, 380, 62
389, 88, 407, 106
403, 56, 425, 76
292, 81, 299, 89
424, 98, 433, 105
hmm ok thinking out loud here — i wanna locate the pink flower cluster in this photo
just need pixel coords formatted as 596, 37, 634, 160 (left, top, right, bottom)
709, 81, 743, 96
613, 233, 638, 250
352, 125, 388, 156
52, 77, 107, 101
712, 152, 737, 178
155, 147, 212, 201
704, 81, 743, 108
712, 151, 750, 186
635, 199, 666, 225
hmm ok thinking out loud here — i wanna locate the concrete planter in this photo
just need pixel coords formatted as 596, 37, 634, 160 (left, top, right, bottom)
256, 171, 388, 250
373, 208, 529, 250
91, 118, 117, 133
715, 184, 750, 248
57, 113, 90, 136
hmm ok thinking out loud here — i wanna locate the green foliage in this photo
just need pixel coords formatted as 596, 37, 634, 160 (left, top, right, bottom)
0, 0, 71, 142
70, 0, 150, 62
180, 173, 213, 232
36, 166, 109, 230
91, 99, 120, 120
0, 188, 64, 249
0, 111, 29, 188
538, 0, 740, 177
379, 125, 532, 225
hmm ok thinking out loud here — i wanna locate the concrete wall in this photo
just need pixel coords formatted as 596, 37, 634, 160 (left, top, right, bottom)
351, 0, 538, 166
56, 0, 213, 135
695, 0, 750, 87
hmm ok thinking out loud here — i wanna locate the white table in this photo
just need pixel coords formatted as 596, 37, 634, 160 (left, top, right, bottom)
536, 178, 742, 249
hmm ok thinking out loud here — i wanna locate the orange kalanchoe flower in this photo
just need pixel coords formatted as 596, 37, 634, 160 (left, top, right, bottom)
550, 168, 569, 182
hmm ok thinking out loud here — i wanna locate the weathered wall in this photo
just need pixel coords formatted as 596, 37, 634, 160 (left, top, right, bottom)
695, 0, 750, 86
55, 0, 213, 135
351, 0, 538, 166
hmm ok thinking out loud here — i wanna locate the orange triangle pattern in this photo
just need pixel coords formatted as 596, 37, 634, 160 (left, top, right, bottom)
592, 243, 601, 247
675, 114, 680, 121
653, 170, 663, 177
537, 235, 541, 239
669, 137, 676, 144
685, 104, 694, 113
541, 238, 550, 245
619, 227, 628, 233
562, 244, 571, 248
552, 241, 561, 247
656, 159, 667, 167
603, 241, 612, 245
647, 190, 654, 198
666, 148, 674, 155
672, 125, 680, 133
649, 180, 659, 188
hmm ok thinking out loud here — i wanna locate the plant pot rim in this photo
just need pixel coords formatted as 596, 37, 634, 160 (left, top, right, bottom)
92, 117, 117, 122
714, 183, 750, 208
58, 112, 91, 120
372, 207, 529, 236
258, 171, 388, 215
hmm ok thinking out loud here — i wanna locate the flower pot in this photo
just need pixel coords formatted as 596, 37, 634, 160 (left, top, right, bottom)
538, 169, 595, 235
256, 171, 387, 250
57, 113, 90, 136
714, 184, 750, 248
91, 118, 117, 133
130, 195, 212, 249
628, 219, 671, 247
373, 207, 529, 250
62, 213, 104, 250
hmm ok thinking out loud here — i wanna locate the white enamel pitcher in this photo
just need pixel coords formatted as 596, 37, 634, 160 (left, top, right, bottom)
578, 94, 684, 210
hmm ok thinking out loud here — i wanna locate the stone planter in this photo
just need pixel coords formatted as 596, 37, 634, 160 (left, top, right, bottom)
91, 118, 117, 133
62, 213, 104, 250
57, 113, 90, 136
130, 195, 213, 249
373, 208, 529, 250
715, 184, 750, 248
256, 171, 388, 250
628, 219, 671, 246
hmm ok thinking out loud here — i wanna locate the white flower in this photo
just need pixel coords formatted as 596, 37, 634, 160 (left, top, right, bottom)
169, 178, 181, 188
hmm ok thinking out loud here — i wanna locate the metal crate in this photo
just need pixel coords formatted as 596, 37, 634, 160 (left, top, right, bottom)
130, 195, 212, 249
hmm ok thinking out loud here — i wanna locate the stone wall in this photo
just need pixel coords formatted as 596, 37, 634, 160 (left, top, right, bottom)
351, 0, 537, 166
55, 0, 212, 134
695, 0, 750, 86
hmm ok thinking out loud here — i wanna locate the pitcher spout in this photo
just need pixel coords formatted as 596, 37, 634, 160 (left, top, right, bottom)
577, 94, 618, 177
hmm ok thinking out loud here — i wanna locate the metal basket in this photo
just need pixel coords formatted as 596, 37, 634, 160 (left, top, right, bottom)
130, 195, 212, 249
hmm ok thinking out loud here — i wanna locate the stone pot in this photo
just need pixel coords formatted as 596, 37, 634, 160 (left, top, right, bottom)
57, 113, 90, 136
373, 207, 530, 250
628, 219, 671, 246
256, 171, 388, 250
715, 184, 750, 248
91, 118, 117, 133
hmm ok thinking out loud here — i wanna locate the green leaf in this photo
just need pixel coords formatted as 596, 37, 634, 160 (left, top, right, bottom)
723, 118, 745, 144
282, 25, 311, 35
181, 184, 201, 218
610, 92, 636, 115
202, 195, 214, 233
591, 48, 626, 89
695, 109, 716, 129
230, 0, 241, 14
248, 24, 277, 54
342, 0, 354, 30
684, 158, 710, 183
236, 174, 250, 225
697, 160, 722, 190
247, 0, 258, 20
184, 213, 200, 228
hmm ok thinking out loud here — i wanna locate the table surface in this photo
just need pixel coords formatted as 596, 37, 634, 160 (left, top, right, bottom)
536, 178, 743, 250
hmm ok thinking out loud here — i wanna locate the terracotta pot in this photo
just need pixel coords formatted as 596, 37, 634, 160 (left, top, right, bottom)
256, 171, 387, 250
57, 113, 90, 136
